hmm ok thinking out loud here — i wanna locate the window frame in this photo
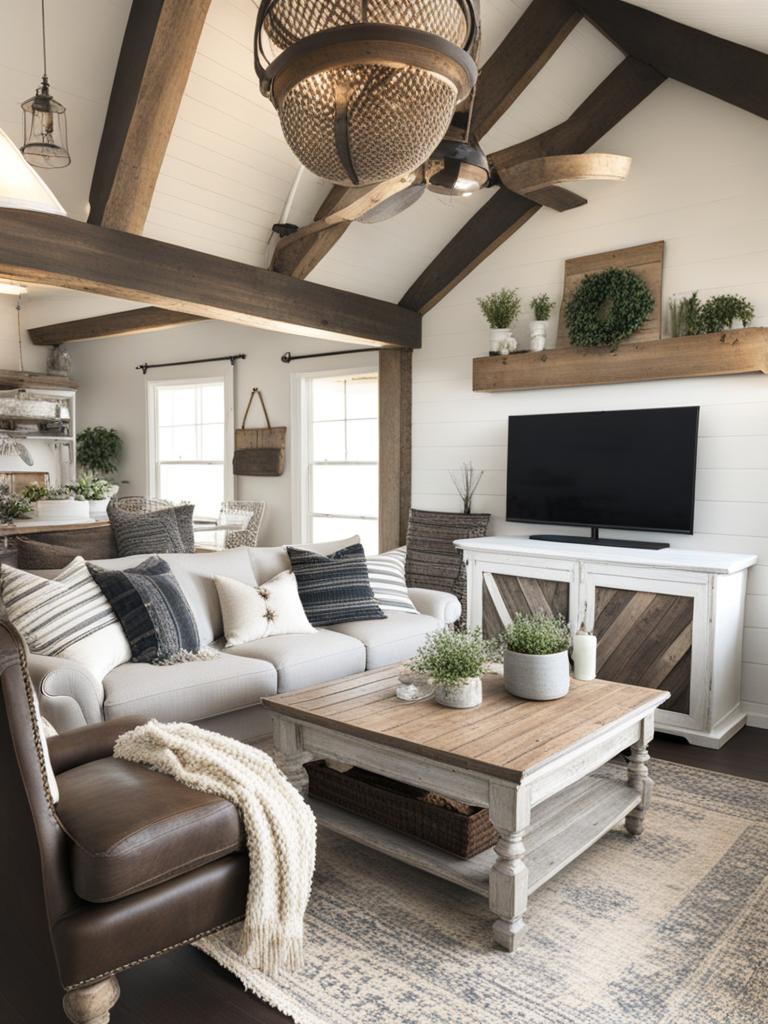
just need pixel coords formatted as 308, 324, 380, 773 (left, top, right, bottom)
290, 367, 379, 548
146, 373, 234, 517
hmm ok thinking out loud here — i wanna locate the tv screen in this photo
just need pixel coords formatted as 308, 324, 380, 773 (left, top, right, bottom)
506, 407, 699, 535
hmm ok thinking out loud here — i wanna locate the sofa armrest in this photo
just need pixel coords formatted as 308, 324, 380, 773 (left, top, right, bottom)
27, 654, 106, 732
48, 716, 147, 775
408, 587, 461, 625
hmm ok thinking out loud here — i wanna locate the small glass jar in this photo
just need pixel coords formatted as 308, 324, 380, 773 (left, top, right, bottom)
396, 669, 434, 702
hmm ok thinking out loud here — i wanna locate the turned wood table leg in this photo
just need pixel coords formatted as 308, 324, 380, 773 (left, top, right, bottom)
273, 715, 310, 796
625, 716, 654, 837
489, 782, 531, 951
63, 976, 120, 1024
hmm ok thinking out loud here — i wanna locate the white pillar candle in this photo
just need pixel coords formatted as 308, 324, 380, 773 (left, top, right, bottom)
573, 625, 597, 681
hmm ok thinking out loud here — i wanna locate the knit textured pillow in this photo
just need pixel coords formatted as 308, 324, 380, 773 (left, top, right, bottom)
108, 503, 195, 556
0, 556, 131, 682
366, 546, 418, 615
287, 542, 386, 627
89, 555, 205, 665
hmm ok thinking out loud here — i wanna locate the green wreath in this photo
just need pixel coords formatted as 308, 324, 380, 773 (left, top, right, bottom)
565, 267, 654, 352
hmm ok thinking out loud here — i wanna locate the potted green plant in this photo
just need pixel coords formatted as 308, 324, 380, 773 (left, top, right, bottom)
77, 426, 123, 497
502, 612, 572, 701
477, 288, 521, 356
668, 291, 703, 337
23, 483, 86, 520
529, 293, 556, 352
0, 486, 32, 525
68, 475, 113, 518
413, 627, 490, 708
699, 294, 754, 333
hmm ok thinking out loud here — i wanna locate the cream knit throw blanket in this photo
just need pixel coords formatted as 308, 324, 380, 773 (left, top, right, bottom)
114, 720, 316, 978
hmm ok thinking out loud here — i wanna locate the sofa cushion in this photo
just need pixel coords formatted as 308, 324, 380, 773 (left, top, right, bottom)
57, 756, 243, 902
102, 651, 277, 722
90, 548, 258, 646
108, 502, 194, 556
215, 571, 316, 646
90, 556, 202, 664
367, 547, 418, 615
226, 630, 365, 693
287, 542, 385, 627
327, 612, 443, 670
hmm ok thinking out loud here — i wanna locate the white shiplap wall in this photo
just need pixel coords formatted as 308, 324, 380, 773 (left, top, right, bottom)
412, 82, 768, 726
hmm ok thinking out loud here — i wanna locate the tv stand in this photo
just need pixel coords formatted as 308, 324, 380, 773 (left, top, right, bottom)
529, 527, 669, 551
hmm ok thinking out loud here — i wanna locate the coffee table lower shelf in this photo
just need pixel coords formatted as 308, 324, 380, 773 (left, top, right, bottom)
309, 772, 640, 899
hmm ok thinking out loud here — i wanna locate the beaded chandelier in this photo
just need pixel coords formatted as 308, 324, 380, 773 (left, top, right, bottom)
254, 0, 479, 187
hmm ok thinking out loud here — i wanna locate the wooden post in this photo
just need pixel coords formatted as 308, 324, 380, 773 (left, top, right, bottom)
378, 349, 412, 552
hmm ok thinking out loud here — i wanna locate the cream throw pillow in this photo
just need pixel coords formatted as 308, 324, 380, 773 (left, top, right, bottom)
215, 571, 316, 647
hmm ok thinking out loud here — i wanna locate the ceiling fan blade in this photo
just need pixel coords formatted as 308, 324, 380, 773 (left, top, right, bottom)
493, 153, 631, 208
525, 185, 587, 211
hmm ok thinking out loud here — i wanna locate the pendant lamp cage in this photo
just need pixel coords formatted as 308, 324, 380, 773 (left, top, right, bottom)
254, 0, 480, 187
21, 0, 71, 169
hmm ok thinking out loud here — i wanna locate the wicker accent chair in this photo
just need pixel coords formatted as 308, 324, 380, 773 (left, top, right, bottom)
220, 500, 266, 548
111, 496, 175, 513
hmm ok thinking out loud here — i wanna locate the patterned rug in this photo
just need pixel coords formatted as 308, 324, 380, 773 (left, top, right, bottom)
209, 761, 768, 1024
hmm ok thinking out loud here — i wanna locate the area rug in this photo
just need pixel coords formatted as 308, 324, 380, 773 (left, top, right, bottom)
200, 760, 768, 1024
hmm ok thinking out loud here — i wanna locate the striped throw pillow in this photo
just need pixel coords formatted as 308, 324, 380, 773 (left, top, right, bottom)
0, 557, 131, 682
287, 543, 386, 627
367, 547, 418, 615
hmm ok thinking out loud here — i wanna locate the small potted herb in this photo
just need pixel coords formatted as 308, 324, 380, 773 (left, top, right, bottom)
413, 627, 490, 709
502, 613, 572, 701
529, 293, 556, 352
68, 475, 113, 518
699, 294, 754, 333
477, 288, 521, 356
23, 483, 86, 520
0, 486, 32, 524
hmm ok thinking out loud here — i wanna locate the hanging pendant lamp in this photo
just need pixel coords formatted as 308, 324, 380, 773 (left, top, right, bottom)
254, 1, 480, 187
21, 0, 71, 169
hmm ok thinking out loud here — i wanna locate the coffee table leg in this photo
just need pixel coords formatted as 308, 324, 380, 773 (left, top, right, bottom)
625, 716, 654, 836
273, 715, 310, 796
489, 783, 531, 951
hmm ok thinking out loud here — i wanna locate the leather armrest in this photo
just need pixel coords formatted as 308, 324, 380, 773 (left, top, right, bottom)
48, 717, 148, 776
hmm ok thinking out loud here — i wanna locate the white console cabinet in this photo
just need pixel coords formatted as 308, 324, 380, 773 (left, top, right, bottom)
456, 538, 757, 748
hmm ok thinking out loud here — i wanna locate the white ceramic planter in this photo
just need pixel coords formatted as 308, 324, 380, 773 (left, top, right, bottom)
89, 498, 110, 518
529, 320, 548, 352
35, 498, 84, 519
488, 328, 509, 355
434, 676, 482, 709
504, 650, 570, 701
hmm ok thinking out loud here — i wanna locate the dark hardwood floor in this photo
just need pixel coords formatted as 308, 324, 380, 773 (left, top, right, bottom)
2, 727, 764, 1024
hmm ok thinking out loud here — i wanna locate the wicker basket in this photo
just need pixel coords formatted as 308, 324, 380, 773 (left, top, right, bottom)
307, 761, 498, 859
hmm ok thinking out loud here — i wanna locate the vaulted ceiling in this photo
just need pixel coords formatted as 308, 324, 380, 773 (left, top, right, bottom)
2, 0, 768, 313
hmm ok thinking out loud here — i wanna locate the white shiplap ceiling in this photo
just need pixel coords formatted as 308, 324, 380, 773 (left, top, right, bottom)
1, 0, 767, 307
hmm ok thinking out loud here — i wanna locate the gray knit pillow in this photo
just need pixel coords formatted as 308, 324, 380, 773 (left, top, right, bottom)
108, 503, 195, 556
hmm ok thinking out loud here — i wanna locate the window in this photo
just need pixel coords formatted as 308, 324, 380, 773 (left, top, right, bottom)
295, 372, 379, 554
148, 378, 230, 519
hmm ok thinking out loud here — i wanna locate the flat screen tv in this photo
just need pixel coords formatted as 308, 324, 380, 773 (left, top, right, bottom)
506, 407, 699, 547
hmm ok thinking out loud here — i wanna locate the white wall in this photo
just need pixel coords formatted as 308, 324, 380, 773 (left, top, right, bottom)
23, 292, 377, 547
413, 82, 768, 725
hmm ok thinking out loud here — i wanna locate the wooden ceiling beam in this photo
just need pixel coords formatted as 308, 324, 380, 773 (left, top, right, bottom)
574, 0, 768, 122
88, 0, 211, 233
29, 307, 205, 347
0, 211, 420, 350
271, 0, 581, 280
400, 58, 665, 314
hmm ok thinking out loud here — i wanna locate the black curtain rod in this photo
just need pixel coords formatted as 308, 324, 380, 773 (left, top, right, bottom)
136, 354, 247, 374
281, 348, 373, 363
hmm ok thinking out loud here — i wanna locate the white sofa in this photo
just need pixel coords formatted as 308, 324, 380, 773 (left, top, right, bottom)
28, 544, 460, 741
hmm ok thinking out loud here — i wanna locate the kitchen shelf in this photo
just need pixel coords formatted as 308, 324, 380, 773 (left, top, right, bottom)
473, 327, 768, 392
0, 370, 77, 391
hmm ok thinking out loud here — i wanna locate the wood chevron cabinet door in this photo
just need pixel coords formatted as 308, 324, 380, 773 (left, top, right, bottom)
583, 569, 710, 733
478, 562, 576, 638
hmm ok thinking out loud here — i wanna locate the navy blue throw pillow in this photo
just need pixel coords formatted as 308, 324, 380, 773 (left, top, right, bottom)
286, 543, 386, 627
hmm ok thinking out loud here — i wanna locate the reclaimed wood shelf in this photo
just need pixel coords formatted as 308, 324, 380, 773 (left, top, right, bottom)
473, 327, 768, 392
309, 773, 639, 898
0, 369, 78, 391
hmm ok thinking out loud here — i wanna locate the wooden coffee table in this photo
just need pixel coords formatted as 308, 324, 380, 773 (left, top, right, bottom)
264, 669, 669, 951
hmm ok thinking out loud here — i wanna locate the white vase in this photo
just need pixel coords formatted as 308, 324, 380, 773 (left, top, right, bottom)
529, 320, 548, 352
488, 328, 511, 355
503, 650, 570, 701
434, 676, 482, 709
89, 498, 110, 518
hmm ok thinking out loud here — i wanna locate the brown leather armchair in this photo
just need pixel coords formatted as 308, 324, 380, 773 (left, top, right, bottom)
0, 621, 248, 1024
